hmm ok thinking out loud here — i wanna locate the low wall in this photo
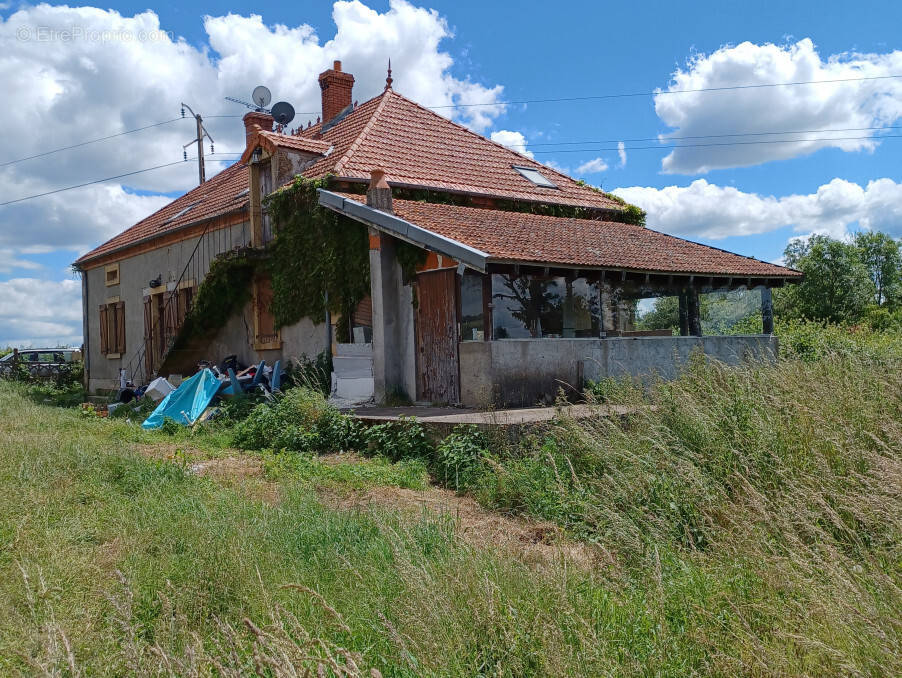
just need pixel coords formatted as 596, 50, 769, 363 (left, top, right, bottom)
459, 335, 778, 408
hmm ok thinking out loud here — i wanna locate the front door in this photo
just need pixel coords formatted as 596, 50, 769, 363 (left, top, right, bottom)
415, 268, 459, 403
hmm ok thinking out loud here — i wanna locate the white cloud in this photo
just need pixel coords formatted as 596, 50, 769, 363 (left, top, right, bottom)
613, 177, 902, 240
0, 1, 506, 257
0, 278, 83, 347
655, 38, 902, 173
490, 130, 533, 158
0, 251, 41, 274
575, 157, 608, 175
617, 141, 627, 168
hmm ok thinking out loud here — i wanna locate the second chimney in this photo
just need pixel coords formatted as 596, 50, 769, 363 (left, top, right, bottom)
367, 168, 392, 213
243, 111, 274, 149
318, 60, 355, 127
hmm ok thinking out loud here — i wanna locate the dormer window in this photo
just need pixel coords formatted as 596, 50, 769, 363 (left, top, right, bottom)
513, 165, 557, 188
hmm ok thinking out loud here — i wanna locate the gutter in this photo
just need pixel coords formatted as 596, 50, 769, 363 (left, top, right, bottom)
317, 189, 489, 272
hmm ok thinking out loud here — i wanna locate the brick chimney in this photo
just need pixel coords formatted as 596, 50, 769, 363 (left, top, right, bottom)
366, 168, 392, 213
319, 60, 355, 127
243, 111, 273, 149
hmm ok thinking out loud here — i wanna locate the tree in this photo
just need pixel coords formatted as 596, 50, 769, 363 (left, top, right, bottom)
779, 235, 874, 323
854, 231, 902, 307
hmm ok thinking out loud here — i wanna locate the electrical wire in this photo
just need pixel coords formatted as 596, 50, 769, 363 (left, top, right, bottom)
0, 117, 187, 168
0, 154, 242, 207
428, 73, 902, 110
528, 133, 902, 154
505, 124, 902, 148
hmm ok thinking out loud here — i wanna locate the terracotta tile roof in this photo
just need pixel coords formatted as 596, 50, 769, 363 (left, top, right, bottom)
75, 162, 249, 266
296, 89, 625, 211
336, 193, 801, 278
239, 129, 333, 164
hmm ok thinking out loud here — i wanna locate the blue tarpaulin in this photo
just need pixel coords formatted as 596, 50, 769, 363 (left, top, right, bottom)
141, 368, 222, 430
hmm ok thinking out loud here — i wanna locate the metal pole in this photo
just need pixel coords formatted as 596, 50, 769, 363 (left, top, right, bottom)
195, 114, 205, 184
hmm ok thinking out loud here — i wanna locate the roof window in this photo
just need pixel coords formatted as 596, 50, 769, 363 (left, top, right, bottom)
513, 165, 557, 188
162, 201, 202, 225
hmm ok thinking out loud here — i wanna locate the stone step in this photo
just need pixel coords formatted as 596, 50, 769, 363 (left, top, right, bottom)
335, 342, 373, 357
332, 355, 373, 378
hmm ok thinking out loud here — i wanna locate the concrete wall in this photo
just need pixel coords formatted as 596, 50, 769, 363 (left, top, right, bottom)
459, 335, 778, 408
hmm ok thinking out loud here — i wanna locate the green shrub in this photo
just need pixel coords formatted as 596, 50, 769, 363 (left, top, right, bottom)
435, 425, 489, 492
365, 417, 434, 462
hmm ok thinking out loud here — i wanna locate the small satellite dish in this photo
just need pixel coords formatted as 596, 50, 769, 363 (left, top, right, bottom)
252, 85, 272, 109
271, 101, 295, 126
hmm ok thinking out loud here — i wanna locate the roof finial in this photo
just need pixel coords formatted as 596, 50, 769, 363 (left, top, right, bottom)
385, 58, 393, 90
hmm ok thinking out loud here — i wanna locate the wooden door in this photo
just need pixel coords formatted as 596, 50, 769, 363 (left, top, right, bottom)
416, 269, 459, 403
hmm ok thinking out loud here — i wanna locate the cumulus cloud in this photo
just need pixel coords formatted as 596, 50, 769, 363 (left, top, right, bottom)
613, 177, 902, 240
489, 130, 533, 158
0, 252, 41, 274
575, 157, 608, 175
0, 278, 83, 347
0, 1, 506, 257
617, 141, 627, 168
655, 38, 902, 173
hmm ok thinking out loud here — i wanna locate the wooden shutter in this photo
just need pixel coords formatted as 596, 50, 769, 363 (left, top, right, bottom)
98, 304, 109, 355
114, 301, 126, 354
143, 296, 154, 377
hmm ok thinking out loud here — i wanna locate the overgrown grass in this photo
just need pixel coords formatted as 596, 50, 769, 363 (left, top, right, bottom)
1, 345, 901, 675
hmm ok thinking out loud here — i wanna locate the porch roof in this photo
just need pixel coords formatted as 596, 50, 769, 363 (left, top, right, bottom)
320, 190, 802, 280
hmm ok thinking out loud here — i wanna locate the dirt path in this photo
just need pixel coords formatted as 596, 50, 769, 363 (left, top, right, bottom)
136, 443, 610, 571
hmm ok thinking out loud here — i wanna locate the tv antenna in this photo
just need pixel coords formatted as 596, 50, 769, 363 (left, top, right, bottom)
180, 102, 214, 185
225, 86, 296, 130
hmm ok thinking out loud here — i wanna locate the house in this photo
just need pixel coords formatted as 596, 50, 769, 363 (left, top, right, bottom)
74, 60, 801, 407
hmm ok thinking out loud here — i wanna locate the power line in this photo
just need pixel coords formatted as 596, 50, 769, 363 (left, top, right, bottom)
0, 154, 242, 207
508, 124, 902, 148
528, 133, 902, 155
0, 118, 187, 168
429, 73, 902, 110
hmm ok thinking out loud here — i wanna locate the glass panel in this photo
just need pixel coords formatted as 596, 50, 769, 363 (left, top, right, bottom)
460, 273, 485, 341
492, 274, 599, 339
513, 166, 557, 188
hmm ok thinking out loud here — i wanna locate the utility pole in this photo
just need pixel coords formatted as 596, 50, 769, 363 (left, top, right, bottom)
181, 103, 214, 185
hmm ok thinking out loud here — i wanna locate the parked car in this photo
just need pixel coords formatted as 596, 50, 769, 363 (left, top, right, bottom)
0, 348, 81, 378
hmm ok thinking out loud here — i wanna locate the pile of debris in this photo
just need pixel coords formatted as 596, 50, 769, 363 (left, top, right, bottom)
111, 354, 283, 430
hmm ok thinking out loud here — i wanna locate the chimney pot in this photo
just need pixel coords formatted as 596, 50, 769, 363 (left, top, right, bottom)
333, 60, 342, 71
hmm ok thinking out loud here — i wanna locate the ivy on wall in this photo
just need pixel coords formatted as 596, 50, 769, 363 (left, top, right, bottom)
265, 176, 370, 333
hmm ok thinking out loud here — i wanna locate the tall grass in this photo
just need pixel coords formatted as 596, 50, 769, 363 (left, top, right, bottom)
474, 353, 902, 675
1, 347, 900, 675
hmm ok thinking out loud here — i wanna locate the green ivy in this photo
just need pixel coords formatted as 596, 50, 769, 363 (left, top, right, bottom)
178, 248, 262, 342
395, 240, 428, 282
265, 176, 370, 331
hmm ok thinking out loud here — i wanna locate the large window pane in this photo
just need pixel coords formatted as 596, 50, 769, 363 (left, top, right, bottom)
492, 274, 599, 339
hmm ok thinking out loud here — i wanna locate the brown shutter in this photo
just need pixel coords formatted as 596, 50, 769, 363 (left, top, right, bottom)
353, 295, 373, 327
98, 304, 109, 355
115, 301, 126, 354
143, 296, 154, 377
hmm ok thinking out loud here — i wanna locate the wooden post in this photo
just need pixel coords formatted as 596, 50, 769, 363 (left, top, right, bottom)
687, 286, 702, 336
761, 286, 774, 335
678, 289, 689, 336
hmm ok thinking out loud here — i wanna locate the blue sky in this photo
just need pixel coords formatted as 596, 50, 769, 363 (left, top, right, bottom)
0, 0, 900, 346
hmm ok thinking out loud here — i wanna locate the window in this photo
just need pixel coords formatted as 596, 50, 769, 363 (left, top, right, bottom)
162, 201, 202, 225
99, 301, 126, 356
460, 273, 486, 341
492, 274, 600, 339
104, 263, 120, 287
513, 165, 557, 188
253, 275, 281, 350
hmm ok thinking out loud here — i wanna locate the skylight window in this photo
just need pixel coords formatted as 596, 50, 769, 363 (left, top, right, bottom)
162, 201, 202, 225
513, 165, 557, 189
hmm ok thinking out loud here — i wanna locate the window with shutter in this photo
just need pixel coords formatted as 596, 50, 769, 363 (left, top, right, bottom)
253, 275, 281, 350
114, 301, 127, 353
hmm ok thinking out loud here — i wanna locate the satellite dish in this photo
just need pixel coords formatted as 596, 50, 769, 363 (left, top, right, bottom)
271, 101, 295, 126
252, 85, 272, 109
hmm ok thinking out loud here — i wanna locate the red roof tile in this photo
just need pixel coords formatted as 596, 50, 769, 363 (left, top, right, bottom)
74, 162, 249, 265
297, 89, 625, 211
336, 193, 800, 278
239, 129, 332, 164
